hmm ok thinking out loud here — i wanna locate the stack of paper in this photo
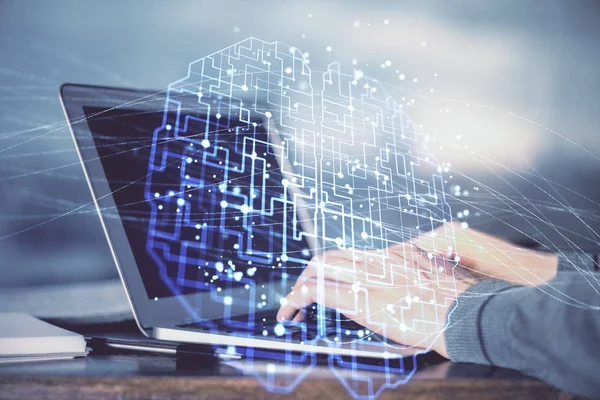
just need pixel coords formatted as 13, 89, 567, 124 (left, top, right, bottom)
0, 313, 88, 363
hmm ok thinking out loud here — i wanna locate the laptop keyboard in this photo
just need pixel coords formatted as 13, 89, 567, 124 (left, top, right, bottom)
176, 305, 387, 344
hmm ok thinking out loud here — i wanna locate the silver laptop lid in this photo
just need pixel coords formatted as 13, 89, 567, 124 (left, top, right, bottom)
60, 84, 317, 333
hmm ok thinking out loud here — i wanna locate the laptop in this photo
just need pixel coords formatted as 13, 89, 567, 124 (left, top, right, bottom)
60, 83, 419, 359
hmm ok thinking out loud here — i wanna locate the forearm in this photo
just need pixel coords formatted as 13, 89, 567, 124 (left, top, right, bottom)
445, 271, 600, 399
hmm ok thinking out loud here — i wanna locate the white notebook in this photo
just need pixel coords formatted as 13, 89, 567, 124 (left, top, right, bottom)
0, 313, 88, 362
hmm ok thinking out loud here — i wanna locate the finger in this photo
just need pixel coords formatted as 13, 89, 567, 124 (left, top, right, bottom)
408, 222, 459, 257
278, 250, 375, 322
292, 310, 304, 322
397, 245, 436, 272
292, 251, 360, 291
277, 277, 319, 322
277, 276, 365, 322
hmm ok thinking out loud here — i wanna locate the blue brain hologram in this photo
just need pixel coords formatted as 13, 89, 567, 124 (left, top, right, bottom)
144, 37, 458, 399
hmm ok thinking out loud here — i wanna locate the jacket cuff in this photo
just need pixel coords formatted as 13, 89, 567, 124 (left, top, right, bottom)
445, 280, 515, 364
557, 252, 598, 273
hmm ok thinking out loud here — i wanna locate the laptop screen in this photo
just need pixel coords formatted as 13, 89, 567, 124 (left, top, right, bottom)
83, 100, 313, 325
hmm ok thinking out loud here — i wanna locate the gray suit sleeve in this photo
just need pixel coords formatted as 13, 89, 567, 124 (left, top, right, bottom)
557, 251, 599, 274
444, 253, 600, 399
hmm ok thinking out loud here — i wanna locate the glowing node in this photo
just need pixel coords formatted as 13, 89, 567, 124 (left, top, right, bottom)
274, 324, 286, 336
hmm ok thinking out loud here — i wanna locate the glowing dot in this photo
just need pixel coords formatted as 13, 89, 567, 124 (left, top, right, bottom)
335, 237, 344, 246
168, 191, 175, 197
357, 330, 364, 338
154, 192, 160, 198
301, 285, 309, 295
165, 124, 172, 130
405, 194, 412, 200
201, 139, 210, 148
274, 324, 286, 336
154, 297, 159, 301
220, 200, 228, 208
361, 231, 368, 240
337, 172, 344, 178
461, 222, 469, 229
326, 46, 332, 52
223, 296, 232, 305
385, 60, 392, 67
405, 295, 413, 305
157, 205, 163, 210
279, 297, 288, 306
265, 111, 272, 118
241, 84, 248, 91
177, 198, 185, 206
399, 74, 405, 80
281, 254, 288, 262
399, 323, 407, 332
215, 262, 224, 272
233, 271, 243, 281
262, 330, 268, 336
240, 204, 250, 214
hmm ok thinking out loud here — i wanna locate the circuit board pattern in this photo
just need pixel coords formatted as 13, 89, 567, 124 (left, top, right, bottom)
145, 38, 457, 399
319, 63, 456, 397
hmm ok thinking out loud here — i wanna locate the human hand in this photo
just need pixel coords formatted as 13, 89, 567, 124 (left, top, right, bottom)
409, 221, 558, 286
276, 246, 474, 358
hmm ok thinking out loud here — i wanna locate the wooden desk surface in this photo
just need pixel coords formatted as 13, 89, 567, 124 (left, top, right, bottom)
0, 322, 572, 400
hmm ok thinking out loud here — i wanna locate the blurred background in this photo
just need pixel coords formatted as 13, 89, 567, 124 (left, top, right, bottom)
1, 0, 599, 289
